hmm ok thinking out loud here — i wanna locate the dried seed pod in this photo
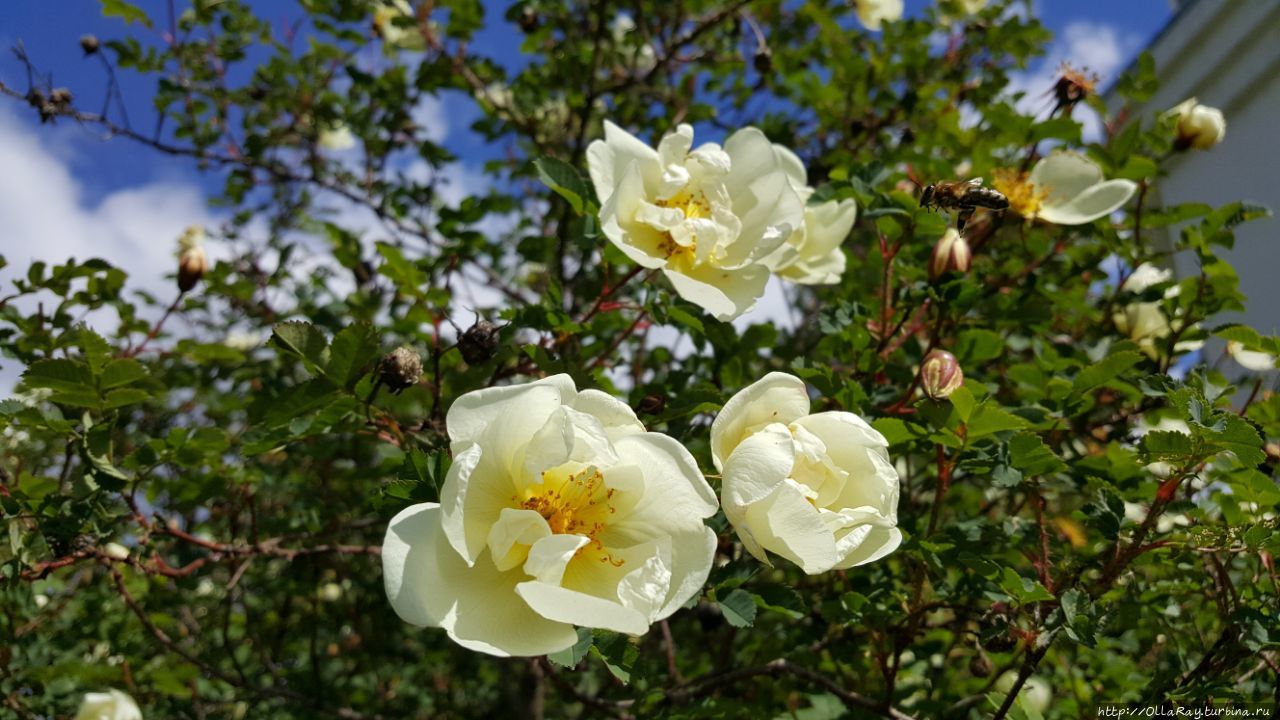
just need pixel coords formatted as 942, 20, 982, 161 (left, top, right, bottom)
80, 34, 101, 55
457, 319, 500, 365
379, 347, 423, 394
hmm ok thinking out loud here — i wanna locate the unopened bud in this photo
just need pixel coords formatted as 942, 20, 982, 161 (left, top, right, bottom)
379, 346, 422, 394
921, 349, 964, 400
1265, 442, 1280, 464
753, 47, 773, 74
637, 393, 666, 415
80, 34, 101, 55
50, 88, 73, 107
968, 651, 994, 678
103, 542, 130, 561
176, 226, 208, 292
929, 228, 971, 279
517, 6, 540, 32
1169, 97, 1225, 151
457, 319, 500, 365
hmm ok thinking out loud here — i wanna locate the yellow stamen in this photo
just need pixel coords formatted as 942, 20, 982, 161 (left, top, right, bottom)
514, 466, 623, 565
991, 168, 1047, 218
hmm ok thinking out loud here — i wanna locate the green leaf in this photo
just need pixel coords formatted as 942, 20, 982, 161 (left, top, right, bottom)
1009, 433, 1066, 476
101, 388, 151, 409
547, 628, 593, 668
754, 584, 805, 619
535, 156, 592, 214
100, 0, 152, 27
21, 359, 100, 407
1072, 351, 1143, 393
326, 323, 380, 388
590, 631, 637, 684
1140, 430, 1195, 463
1202, 414, 1265, 467
76, 325, 112, 374
966, 405, 1028, 439
949, 385, 977, 423
998, 567, 1054, 605
718, 588, 758, 628
271, 321, 330, 371
872, 417, 925, 446
955, 329, 1005, 364
99, 359, 147, 389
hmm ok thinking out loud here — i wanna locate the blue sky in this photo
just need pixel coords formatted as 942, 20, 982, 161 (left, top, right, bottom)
0, 0, 1176, 387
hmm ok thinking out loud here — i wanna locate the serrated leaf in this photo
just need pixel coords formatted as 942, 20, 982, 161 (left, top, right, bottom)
535, 156, 591, 214
101, 388, 151, 409
590, 631, 637, 684
326, 323, 379, 388
22, 359, 94, 395
1073, 351, 1143, 393
76, 325, 112, 374
1202, 414, 1265, 467
872, 417, 924, 446
1140, 430, 1196, 463
966, 404, 1028, 439
101, 0, 152, 27
754, 583, 805, 619
998, 567, 1054, 605
99, 358, 147, 389
1009, 433, 1066, 476
271, 321, 330, 370
949, 385, 977, 423
547, 628, 592, 668
718, 588, 758, 628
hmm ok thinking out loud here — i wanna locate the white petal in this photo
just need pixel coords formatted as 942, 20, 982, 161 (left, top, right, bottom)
833, 526, 903, 568
1038, 179, 1137, 225
439, 441, 510, 564
382, 503, 579, 656
744, 478, 839, 574
600, 161, 672, 269
663, 262, 770, 321
1028, 151, 1103, 207
720, 422, 796, 509
587, 120, 661, 205
486, 508, 552, 572
571, 388, 646, 440
710, 372, 810, 470
524, 533, 591, 585
445, 375, 574, 450
651, 525, 716, 620
516, 580, 650, 635
612, 433, 718, 521
771, 143, 809, 191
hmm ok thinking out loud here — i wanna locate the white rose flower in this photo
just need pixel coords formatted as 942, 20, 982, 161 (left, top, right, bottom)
75, 690, 142, 720
1168, 97, 1226, 150
856, 0, 904, 31
383, 375, 718, 657
587, 121, 805, 320
710, 373, 902, 574
1227, 342, 1276, 372
609, 14, 658, 74
992, 151, 1137, 225
318, 124, 356, 151
1112, 264, 1203, 359
762, 144, 854, 285
102, 543, 129, 561
373, 0, 427, 52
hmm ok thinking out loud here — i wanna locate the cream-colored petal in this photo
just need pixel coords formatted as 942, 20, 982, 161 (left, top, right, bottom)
571, 388, 646, 440
771, 143, 809, 192
587, 120, 661, 204
445, 376, 574, 451
600, 161, 671, 269
439, 441, 513, 564
663, 262, 770, 321
1038, 179, 1137, 225
486, 508, 552, 572
710, 372, 810, 470
1028, 151, 1104, 208
832, 526, 902, 569
728, 170, 804, 265
75, 690, 142, 720
745, 479, 839, 574
801, 199, 857, 260
611, 433, 718, 522
523, 533, 591, 585
720, 422, 796, 509
516, 581, 650, 636
382, 503, 579, 657
651, 525, 716, 620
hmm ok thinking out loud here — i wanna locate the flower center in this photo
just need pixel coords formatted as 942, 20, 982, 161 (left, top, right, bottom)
517, 465, 616, 539
991, 168, 1047, 218
655, 189, 709, 262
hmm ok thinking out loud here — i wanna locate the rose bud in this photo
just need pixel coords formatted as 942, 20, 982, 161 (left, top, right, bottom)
921, 349, 964, 400
1168, 97, 1226, 151
176, 226, 208, 292
457, 318, 500, 365
929, 228, 971, 279
379, 346, 422, 394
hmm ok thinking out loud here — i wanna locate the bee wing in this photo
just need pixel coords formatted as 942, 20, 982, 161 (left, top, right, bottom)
965, 177, 984, 187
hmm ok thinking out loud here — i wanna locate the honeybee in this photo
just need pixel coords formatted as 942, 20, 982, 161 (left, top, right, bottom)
920, 178, 1009, 230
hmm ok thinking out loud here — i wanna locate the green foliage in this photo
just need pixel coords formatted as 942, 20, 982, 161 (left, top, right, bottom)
1, 1, 1277, 719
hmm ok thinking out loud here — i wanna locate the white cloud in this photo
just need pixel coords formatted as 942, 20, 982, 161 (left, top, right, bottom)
0, 107, 215, 393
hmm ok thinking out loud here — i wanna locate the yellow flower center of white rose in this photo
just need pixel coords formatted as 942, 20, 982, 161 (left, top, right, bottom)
991, 168, 1047, 218
655, 189, 710, 262
515, 465, 623, 566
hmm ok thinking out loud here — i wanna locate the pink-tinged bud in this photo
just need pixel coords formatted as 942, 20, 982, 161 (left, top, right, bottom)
921, 349, 964, 400
930, 228, 971, 279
